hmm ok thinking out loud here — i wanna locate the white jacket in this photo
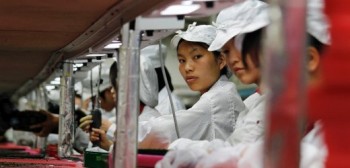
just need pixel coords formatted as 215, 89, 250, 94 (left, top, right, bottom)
156, 87, 186, 116
227, 92, 266, 145
138, 76, 245, 148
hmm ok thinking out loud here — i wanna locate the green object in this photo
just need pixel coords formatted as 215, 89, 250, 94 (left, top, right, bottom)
84, 150, 109, 168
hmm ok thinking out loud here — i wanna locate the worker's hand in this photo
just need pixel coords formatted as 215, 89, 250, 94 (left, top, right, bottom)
90, 128, 113, 151
79, 115, 92, 132
30, 110, 59, 137
155, 148, 207, 168
100, 119, 112, 132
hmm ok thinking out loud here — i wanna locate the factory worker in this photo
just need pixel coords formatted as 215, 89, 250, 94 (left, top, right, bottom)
86, 50, 166, 149
89, 23, 246, 151
81, 59, 116, 120
137, 22, 245, 149
157, 0, 331, 167
166, 0, 270, 151
156, 1, 270, 166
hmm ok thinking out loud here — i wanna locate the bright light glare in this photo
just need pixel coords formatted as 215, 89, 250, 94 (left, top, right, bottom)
104, 43, 122, 49
45, 85, 55, 90
86, 54, 107, 57
161, 4, 200, 15
75, 63, 84, 68
50, 80, 60, 85
54, 77, 60, 81
181, 0, 193, 5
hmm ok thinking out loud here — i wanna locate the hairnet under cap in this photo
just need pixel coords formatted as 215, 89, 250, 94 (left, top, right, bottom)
139, 52, 159, 108
171, 22, 217, 49
307, 0, 330, 45
208, 0, 269, 51
141, 44, 167, 68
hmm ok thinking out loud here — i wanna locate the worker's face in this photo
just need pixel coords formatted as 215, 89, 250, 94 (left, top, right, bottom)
177, 41, 225, 94
110, 86, 118, 104
100, 87, 115, 112
221, 38, 260, 85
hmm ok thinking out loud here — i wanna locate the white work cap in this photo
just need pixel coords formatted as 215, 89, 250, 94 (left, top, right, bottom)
81, 59, 114, 101
141, 44, 167, 68
74, 82, 83, 95
208, 0, 269, 51
139, 46, 160, 108
171, 22, 217, 49
307, 0, 331, 45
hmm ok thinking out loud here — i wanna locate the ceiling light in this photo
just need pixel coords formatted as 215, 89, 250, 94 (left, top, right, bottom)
161, 4, 200, 15
45, 85, 55, 90
73, 63, 84, 68
104, 43, 122, 49
50, 80, 60, 85
86, 54, 107, 57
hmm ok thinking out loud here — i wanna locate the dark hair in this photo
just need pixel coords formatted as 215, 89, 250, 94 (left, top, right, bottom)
177, 39, 228, 76
109, 61, 118, 90
307, 33, 327, 54
155, 67, 174, 91
98, 89, 107, 100
241, 28, 263, 68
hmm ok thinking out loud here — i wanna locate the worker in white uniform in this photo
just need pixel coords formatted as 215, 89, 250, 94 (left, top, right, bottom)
138, 23, 245, 149
88, 23, 246, 150
157, 0, 331, 167
80, 59, 116, 120
84, 48, 166, 150
164, 0, 269, 152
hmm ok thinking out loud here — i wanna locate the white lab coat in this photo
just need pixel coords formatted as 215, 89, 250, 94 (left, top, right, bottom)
138, 76, 245, 148
100, 108, 116, 120
156, 87, 186, 116
227, 92, 266, 145
193, 122, 327, 168
106, 105, 161, 141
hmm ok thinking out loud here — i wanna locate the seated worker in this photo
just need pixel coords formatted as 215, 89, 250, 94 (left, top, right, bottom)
83, 50, 166, 150
25, 60, 116, 152
88, 23, 246, 150
81, 59, 116, 119
157, 0, 331, 167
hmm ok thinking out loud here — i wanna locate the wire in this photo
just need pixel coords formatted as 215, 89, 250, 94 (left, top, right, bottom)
158, 41, 180, 138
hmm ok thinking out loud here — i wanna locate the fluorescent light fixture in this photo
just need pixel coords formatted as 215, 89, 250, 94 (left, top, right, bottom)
181, 0, 193, 5
73, 67, 78, 71
191, 0, 217, 1
161, 4, 200, 15
45, 85, 55, 90
73, 63, 84, 68
50, 80, 60, 85
104, 43, 122, 49
86, 54, 107, 57
54, 77, 60, 82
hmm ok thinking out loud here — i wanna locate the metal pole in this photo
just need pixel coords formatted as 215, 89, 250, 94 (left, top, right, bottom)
34, 86, 48, 151
58, 61, 75, 158
114, 23, 141, 168
263, 0, 307, 167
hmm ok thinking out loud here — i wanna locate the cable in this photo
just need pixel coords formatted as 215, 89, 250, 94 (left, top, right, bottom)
158, 41, 180, 138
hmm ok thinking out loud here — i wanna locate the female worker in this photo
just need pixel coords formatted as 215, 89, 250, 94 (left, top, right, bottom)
157, 0, 331, 167
90, 23, 246, 150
